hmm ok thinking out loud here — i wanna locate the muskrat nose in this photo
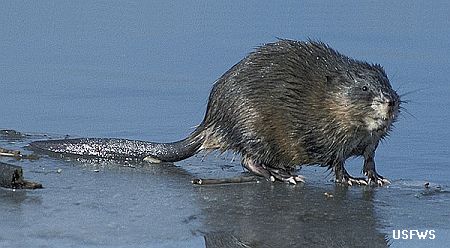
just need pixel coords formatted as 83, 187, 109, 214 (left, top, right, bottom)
387, 100, 395, 107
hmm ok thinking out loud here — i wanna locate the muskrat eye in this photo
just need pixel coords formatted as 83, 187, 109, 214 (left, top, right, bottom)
362, 86, 368, 91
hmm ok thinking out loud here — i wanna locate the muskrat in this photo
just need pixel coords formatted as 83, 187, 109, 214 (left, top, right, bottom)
30, 39, 400, 186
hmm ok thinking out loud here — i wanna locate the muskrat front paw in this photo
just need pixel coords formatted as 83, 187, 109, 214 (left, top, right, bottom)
337, 174, 368, 186
365, 171, 390, 186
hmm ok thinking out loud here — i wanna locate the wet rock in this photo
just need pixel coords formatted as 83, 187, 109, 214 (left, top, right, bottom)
0, 162, 42, 189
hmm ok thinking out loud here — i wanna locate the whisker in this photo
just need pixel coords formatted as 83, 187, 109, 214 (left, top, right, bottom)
399, 87, 428, 98
399, 106, 417, 120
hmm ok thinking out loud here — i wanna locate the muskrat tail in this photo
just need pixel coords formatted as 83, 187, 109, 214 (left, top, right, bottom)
28, 127, 205, 163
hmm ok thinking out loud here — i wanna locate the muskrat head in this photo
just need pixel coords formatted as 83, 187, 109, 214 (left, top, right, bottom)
330, 64, 400, 135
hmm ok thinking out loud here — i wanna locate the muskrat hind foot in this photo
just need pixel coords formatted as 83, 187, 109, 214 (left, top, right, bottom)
242, 158, 304, 184
265, 167, 305, 184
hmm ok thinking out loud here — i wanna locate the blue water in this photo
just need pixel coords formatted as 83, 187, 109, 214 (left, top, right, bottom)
1, 1, 450, 247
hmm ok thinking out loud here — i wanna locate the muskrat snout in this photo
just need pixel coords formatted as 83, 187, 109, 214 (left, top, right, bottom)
364, 90, 400, 132
388, 91, 401, 114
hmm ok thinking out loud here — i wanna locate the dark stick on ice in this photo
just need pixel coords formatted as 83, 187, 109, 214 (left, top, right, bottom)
192, 176, 260, 185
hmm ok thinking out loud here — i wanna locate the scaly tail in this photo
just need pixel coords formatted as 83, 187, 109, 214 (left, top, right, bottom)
29, 129, 204, 163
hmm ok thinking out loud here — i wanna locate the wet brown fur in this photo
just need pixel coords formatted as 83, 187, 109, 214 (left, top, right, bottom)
189, 39, 400, 184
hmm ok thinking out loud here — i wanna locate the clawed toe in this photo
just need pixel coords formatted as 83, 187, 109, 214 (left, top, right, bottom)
242, 158, 304, 184
266, 167, 305, 184
337, 175, 368, 186
337, 170, 390, 187
350, 177, 368, 186
293, 175, 305, 183
284, 175, 305, 184
264, 166, 305, 184
365, 171, 390, 186
267, 173, 305, 184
